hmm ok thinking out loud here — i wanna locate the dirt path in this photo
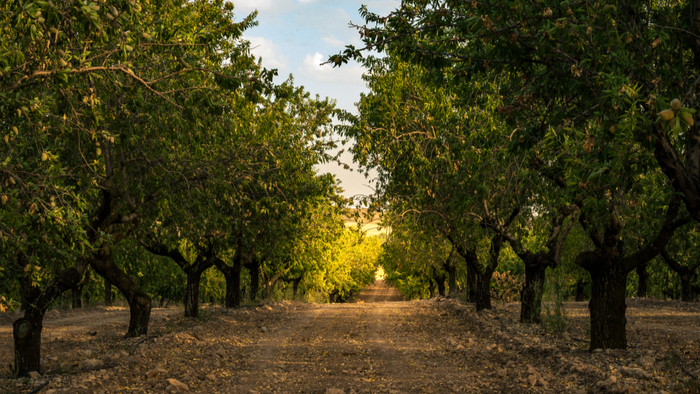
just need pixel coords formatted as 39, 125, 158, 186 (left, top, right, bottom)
2, 283, 700, 393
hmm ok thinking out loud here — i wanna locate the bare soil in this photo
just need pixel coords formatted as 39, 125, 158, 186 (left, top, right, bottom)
1, 282, 699, 394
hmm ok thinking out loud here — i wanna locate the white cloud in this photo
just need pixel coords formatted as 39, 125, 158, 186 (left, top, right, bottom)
244, 36, 288, 72
322, 35, 345, 48
302, 52, 365, 85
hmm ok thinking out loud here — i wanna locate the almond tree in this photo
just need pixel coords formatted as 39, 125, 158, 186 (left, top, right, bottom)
0, 0, 270, 375
331, 0, 693, 350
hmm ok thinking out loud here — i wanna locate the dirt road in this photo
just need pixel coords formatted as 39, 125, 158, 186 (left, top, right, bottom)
2, 281, 699, 393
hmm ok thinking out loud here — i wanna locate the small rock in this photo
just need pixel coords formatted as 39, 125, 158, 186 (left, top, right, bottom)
28, 371, 41, 379
620, 367, 652, 380
88, 330, 97, 336
260, 327, 267, 333
486, 344, 497, 351
206, 373, 216, 380
145, 366, 167, 378
166, 378, 189, 392
78, 349, 92, 356
654, 376, 668, 384
82, 358, 103, 370
596, 376, 617, 387
455, 344, 465, 351
45, 390, 56, 394
528, 374, 537, 386
326, 389, 345, 394
593, 348, 604, 353
468, 338, 475, 346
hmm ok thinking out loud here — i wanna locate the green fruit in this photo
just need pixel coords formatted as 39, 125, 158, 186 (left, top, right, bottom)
671, 98, 681, 112
58, 58, 68, 67
41, 152, 48, 161
1, 195, 7, 205
106, 13, 114, 21
682, 113, 694, 126
660, 109, 675, 121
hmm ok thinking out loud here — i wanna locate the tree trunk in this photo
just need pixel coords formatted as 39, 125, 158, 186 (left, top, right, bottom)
292, 276, 303, 296
12, 309, 44, 377
12, 257, 88, 376
105, 279, 113, 306
466, 264, 477, 302
247, 259, 260, 302
588, 265, 628, 350
428, 280, 436, 298
184, 268, 201, 318
575, 278, 586, 302
443, 261, 457, 297
90, 249, 151, 337
434, 270, 446, 297
520, 262, 547, 324
680, 273, 695, 302
474, 270, 494, 311
636, 262, 648, 298
71, 284, 83, 309
215, 253, 242, 308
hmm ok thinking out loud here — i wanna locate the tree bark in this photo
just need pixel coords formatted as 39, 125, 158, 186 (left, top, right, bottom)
214, 240, 243, 308
466, 263, 477, 302
660, 250, 700, 302
434, 269, 446, 297
246, 258, 261, 303
184, 268, 202, 318
445, 261, 457, 297
13, 258, 87, 376
90, 249, 151, 337
575, 278, 587, 302
520, 261, 547, 323
104, 279, 113, 306
587, 260, 629, 350
636, 262, 648, 298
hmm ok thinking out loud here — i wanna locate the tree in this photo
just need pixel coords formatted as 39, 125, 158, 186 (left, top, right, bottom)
331, 0, 694, 350
660, 223, 700, 302
0, 0, 270, 375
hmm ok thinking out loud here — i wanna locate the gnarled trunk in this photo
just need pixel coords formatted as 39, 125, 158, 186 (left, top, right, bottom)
184, 268, 202, 318
575, 278, 587, 302
90, 249, 151, 337
247, 258, 260, 302
434, 270, 446, 297
588, 263, 628, 350
104, 279, 113, 306
520, 262, 547, 324
466, 264, 477, 302
13, 257, 88, 376
680, 273, 696, 302
636, 262, 648, 298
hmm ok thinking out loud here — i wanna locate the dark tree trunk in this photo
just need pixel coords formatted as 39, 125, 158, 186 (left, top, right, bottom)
660, 250, 700, 302
575, 278, 587, 302
292, 276, 303, 296
428, 280, 436, 298
443, 261, 457, 297
71, 285, 83, 309
247, 258, 260, 302
466, 264, 477, 302
434, 270, 446, 297
12, 310, 44, 377
474, 270, 494, 311
13, 257, 87, 376
520, 262, 547, 324
680, 273, 695, 302
214, 246, 243, 308
184, 268, 202, 318
588, 264, 628, 350
90, 249, 151, 337
104, 279, 113, 306
636, 262, 648, 298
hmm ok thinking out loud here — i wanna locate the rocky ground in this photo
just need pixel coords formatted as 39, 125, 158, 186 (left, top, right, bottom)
1, 281, 699, 393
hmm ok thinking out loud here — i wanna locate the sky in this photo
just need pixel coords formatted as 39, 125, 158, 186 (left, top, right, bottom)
230, 0, 399, 201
